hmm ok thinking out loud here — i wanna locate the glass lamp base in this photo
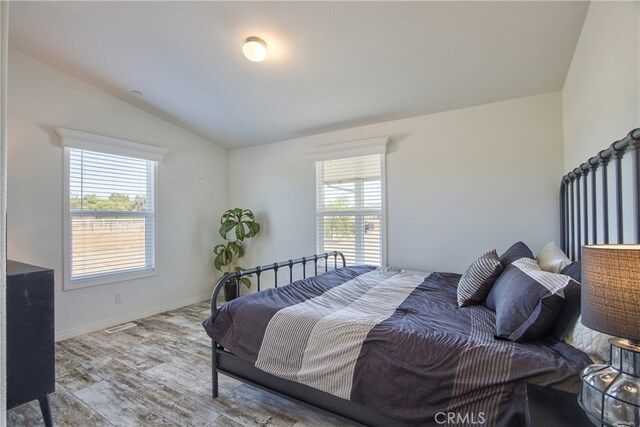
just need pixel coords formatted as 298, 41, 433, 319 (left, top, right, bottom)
579, 338, 640, 427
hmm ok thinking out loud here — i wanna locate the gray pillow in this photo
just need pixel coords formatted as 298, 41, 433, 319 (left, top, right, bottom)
561, 261, 581, 283
546, 261, 582, 340
485, 258, 576, 342
499, 241, 534, 267
457, 250, 504, 307
547, 279, 581, 340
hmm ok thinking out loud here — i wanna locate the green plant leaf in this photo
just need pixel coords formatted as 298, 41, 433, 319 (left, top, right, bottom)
236, 222, 245, 240
219, 221, 236, 240
221, 210, 233, 224
213, 244, 229, 271
240, 277, 251, 288
227, 241, 240, 256
214, 250, 226, 271
245, 222, 259, 237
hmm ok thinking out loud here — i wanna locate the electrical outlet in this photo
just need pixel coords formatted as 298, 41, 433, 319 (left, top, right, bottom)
115, 292, 123, 304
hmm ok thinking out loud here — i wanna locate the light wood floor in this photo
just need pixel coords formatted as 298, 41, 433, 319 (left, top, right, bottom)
7, 301, 356, 427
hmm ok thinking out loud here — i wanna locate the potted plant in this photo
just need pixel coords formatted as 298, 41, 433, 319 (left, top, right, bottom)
213, 208, 261, 301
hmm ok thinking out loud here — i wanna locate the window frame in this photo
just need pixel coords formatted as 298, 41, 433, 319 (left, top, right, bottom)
308, 137, 388, 266
56, 128, 168, 290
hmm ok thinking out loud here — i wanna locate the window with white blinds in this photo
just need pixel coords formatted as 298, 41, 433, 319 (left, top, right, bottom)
316, 154, 384, 265
66, 148, 156, 285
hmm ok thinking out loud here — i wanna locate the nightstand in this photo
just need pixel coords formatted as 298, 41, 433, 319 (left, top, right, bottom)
525, 383, 592, 427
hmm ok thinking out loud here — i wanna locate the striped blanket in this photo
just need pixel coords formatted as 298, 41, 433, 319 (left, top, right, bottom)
203, 266, 590, 426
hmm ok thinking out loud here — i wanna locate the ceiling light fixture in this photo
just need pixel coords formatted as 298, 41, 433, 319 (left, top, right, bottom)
242, 37, 268, 62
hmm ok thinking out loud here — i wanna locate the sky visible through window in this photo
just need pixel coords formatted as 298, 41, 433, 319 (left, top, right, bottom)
68, 148, 154, 279
322, 180, 381, 209
70, 149, 150, 211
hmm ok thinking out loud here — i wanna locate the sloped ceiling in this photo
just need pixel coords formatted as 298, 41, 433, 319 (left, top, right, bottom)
9, 1, 589, 148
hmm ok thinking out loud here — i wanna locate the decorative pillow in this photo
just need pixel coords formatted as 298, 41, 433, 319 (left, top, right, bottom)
499, 241, 534, 267
485, 258, 577, 342
457, 250, 504, 307
561, 261, 581, 283
536, 241, 571, 273
566, 316, 613, 362
547, 279, 581, 340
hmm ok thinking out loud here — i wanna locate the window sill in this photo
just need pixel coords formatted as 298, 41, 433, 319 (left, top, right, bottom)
63, 268, 158, 291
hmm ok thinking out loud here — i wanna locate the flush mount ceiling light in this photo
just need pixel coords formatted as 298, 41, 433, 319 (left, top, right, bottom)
242, 37, 268, 62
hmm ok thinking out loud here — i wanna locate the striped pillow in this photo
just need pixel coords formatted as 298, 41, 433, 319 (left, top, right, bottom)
457, 250, 504, 307
536, 241, 571, 273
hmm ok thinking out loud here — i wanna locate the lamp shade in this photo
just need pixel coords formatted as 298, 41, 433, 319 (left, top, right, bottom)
582, 244, 640, 341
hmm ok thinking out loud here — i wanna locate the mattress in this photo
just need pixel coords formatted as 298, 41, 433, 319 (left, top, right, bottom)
203, 266, 591, 426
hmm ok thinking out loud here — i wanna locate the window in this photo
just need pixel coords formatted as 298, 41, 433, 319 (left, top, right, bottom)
56, 128, 168, 289
310, 138, 387, 266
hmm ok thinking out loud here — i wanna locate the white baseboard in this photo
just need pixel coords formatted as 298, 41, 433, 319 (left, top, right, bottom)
55, 293, 211, 342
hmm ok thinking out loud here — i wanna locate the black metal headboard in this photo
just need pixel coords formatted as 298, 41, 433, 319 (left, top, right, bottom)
560, 128, 640, 261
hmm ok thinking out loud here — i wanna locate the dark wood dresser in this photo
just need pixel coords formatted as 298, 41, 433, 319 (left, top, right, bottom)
6, 260, 55, 426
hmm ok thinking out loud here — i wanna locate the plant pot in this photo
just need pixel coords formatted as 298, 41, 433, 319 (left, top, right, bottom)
224, 281, 238, 301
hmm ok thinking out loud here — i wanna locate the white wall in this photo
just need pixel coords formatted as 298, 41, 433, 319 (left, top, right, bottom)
7, 49, 228, 340
229, 92, 565, 275
562, 1, 640, 171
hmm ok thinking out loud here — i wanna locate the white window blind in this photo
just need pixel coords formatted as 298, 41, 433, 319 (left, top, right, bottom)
316, 154, 384, 265
68, 148, 155, 282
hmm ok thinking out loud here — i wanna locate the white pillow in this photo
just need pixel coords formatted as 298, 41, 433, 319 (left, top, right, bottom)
566, 315, 613, 363
536, 241, 571, 273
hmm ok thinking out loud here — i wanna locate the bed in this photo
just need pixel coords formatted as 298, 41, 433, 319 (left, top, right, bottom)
203, 128, 640, 426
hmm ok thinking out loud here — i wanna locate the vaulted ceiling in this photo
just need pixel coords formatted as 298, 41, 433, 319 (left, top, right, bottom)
9, 1, 589, 148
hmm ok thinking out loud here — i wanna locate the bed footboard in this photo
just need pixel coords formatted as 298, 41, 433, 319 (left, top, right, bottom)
209, 251, 346, 398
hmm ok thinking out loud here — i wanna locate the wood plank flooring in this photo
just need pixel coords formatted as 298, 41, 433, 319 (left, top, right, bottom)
7, 301, 356, 427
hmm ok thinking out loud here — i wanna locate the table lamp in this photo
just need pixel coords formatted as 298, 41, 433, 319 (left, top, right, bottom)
578, 244, 640, 427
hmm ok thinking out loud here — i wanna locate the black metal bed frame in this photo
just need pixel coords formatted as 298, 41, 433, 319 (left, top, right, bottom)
208, 251, 398, 426
560, 128, 640, 259
210, 251, 346, 312
207, 127, 640, 426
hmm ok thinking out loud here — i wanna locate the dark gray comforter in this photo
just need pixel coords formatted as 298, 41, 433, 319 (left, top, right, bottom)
203, 266, 591, 426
